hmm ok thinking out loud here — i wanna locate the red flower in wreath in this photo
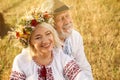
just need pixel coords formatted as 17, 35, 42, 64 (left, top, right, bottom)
30, 19, 38, 27
44, 11, 51, 19
16, 32, 20, 38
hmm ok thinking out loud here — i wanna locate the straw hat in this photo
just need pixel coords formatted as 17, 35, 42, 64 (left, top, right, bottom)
52, 0, 70, 14
41, 0, 71, 14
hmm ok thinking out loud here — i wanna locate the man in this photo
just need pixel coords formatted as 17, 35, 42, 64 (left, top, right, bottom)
49, 0, 94, 79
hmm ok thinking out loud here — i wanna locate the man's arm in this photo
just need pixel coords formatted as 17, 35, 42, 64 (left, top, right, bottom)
71, 30, 93, 80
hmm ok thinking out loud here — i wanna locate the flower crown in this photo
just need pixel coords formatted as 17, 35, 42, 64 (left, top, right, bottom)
12, 8, 53, 48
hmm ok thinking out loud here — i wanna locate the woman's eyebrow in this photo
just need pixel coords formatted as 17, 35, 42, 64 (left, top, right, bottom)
35, 34, 41, 37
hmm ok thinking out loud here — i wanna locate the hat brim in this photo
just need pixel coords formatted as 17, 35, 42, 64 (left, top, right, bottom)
52, 5, 72, 14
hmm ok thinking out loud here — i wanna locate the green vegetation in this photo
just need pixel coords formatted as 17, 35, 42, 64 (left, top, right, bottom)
0, 0, 120, 80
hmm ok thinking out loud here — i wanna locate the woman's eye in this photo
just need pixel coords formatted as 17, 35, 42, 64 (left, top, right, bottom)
46, 32, 51, 35
35, 37, 41, 40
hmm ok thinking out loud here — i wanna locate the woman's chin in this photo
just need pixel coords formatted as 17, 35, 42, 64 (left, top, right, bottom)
41, 47, 53, 54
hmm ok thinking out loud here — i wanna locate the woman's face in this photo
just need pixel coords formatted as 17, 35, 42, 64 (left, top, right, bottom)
30, 26, 54, 54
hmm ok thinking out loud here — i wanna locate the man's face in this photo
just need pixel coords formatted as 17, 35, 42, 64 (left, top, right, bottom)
54, 11, 73, 40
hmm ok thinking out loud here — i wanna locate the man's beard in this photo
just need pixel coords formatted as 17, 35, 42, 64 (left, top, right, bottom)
59, 23, 73, 40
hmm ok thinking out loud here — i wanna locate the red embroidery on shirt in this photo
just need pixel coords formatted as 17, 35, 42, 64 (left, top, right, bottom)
38, 67, 54, 80
39, 66, 46, 80
10, 71, 26, 80
63, 60, 81, 80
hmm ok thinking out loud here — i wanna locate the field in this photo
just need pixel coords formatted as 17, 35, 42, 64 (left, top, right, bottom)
0, 0, 120, 80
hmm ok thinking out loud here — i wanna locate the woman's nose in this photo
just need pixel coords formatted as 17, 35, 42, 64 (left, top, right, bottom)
41, 37, 49, 44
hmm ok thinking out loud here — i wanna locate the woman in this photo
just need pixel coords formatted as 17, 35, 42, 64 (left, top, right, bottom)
10, 10, 83, 80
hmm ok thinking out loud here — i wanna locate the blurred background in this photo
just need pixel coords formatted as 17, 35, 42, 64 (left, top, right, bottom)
0, 0, 120, 80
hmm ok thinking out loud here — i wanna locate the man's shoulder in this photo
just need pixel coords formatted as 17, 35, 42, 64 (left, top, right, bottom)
70, 29, 82, 38
72, 29, 79, 34
67, 29, 83, 45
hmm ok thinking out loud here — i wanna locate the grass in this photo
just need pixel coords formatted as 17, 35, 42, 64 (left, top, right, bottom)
0, 0, 120, 80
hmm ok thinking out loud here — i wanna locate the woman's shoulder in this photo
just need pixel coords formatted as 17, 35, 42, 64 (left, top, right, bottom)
13, 48, 32, 64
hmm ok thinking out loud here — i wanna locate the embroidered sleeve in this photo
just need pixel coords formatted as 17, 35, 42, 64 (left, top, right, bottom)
10, 55, 26, 80
10, 71, 26, 80
63, 60, 81, 80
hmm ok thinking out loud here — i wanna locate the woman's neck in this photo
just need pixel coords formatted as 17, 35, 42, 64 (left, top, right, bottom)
39, 51, 51, 59
33, 51, 53, 66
